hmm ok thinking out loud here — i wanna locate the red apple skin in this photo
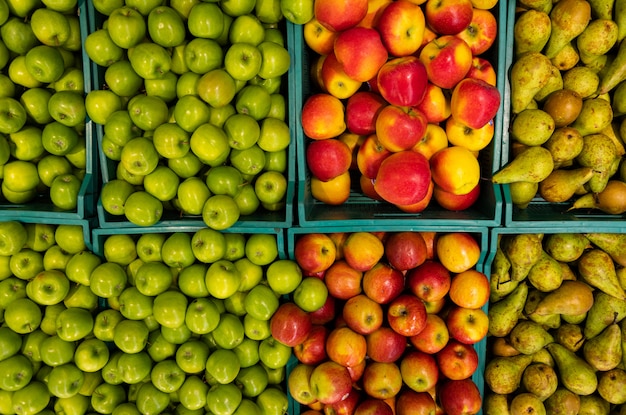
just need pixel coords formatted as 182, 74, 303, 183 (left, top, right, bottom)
409, 313, 450, 354
419, 35, 473, 90
326, 326, 368, 368
334, 27, 389, 83
295, 233, 337, 275
321, 52, 363, 100
366, 326, 407, 363
355, 398, 395, 415
450, 77, 501, 129
362, 262, 405, 305
466, 57, 497, 86
384, 231, 428, 272
294, 325, 329, 365
376, 0, 426, 57
400, 350, 440, 393
357, 134, 393, 179
314, 0, 369, 32
309, 294, 337, 325
270, 302, 313, 347
445, 306, 489, 345
438, 379, 482, 415
342, 293, 384, 335
387, 293, 428, 337
425, 0, 474, 36
346, 91, 387, 136
376, 105, 429, 152
406, 260, 451, 303
362, 362, 404, 401
377, 56, 429, 107
395, 389, 437, 415
324, 388, 362, 415
306, 138, 353, 182
324, 260, 363, 300
434, 182, 481, 211
436, 339, 479, 380
310, 361, 354, 405
347, 359, 367, 383
301, 93, 346, 140
455, 8, 497, 56
373, 150, 432, 206
360, 174, 385, 201
415, 83, 451, 124
395, 180, 434, 213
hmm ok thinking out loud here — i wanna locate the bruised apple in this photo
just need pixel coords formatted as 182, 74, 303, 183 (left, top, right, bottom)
375, 105, 428, 152
450, 78, 501, 129
334, 27, 389, 82
374, 150, 432, 206
306, 138, 352, 182
376, 56, 429, 107
346, 91, 387, 136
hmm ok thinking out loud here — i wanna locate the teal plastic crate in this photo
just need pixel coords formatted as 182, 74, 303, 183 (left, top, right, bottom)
293, 0, 507, 228
286, 225, 489, 415
0, 0, 98, 220
499, 4, 626, 226
87, 5, 296, 230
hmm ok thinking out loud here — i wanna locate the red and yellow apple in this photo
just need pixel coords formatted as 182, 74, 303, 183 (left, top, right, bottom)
383, 231, 428, 272
304, 18, 338, 56
376, 105, 428, 152
310, 171, 351, 205
400, 350, 439, 392
342, 231, 385, 272
374, 150, 432, 205
342, 293, 384, 335
425, 0, 474, 35
466, 56, 497, 86
412, 124, 449, 160
377, 56, 429, 107
433, 181, 481, 211
406, 259, 451, 303
419, 35, 473, 90
306, 138, 353, 182
376, 0, 426, 57
326, 326, 368, 368
429, 145, 480, 195
346, 91, 387, 136
450, 77, 501, 129
445, 306, 489, 345
409, 313, 450, 354
357, 134, 392, 179
324, 259, 363, 300
301, 93, 346, 140
362, 262, 405, 304
314, 0, 369, 32
445, 115, 495, 152
387, 293, 428, 337
436, 339, 479, 380
294, 325, 329, 365
455, 8, 497, 55
320, 52, 363, 99
416, 83, 451, 123
309, 360, 354, 405
366, 326, 408, 363
294, 233, 337, 274
334, 26, 389, 82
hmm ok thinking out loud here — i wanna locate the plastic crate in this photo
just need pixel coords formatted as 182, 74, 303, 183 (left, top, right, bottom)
0, 0, 98, 220
499, 4, 626, 227
293, 0, 507, 228
87, 5, 297, 230
286, 225, 490, 415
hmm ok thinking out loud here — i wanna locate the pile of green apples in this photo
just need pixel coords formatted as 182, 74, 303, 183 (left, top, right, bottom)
0, 219, 302, 414
85, 0, 292, 229
0, 0, 88, 210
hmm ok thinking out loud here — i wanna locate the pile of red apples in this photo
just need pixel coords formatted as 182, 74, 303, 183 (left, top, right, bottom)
278, 231, 490, 415
300, 0, 501, 212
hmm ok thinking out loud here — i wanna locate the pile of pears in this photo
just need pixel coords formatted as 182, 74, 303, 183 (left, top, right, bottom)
484, 231, 626, 415
495, 0, 626, 214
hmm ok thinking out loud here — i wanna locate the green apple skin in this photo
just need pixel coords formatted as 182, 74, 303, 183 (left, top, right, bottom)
152, 289, 188, 329
206, 383, 243, 415
229, 14, 265, 45
221, 0, 255, 16
148, 5, 186, 48
185, 297, 220, 335
42, 244, 73, 272
104, 60, 143, 97
190, 227, 226, 264
8, 55, 43, 89
40, 334, 76, 366
107, 6, 146, 49
187, 2, 224, 39
177, 263, 209, 298
52, 66, 84, 92
90, 383, 127, 414
104, 110, 141, 147
243, 313, 271, 341
65, 251, 101, 286
47, 90, 86, 128
127, 95, 170, 131
55, 307, 94, 342
54, 224, 86, 255
38, 154, 73, 188
134, 261, 173, 296
0, 326, 22, 361
50, 173, 82, 210
100, 179, 135, 216
189, 123, 231, 166
118, 286, 154, 320
63, 283, 99, 310
244, 284, 279, 321
144, 70, 178, 102
224, 290, 247, 317
177, 177, 211, 216
136, 381, 171, 414
206, 165, 245, 197
24, 44, 64, 83
0, 354, 33, 391
223, 233, 246, 262
151, 359, 186, 393
136, 232, 167, 263
9, 248, 44, 280
113, 319, 150, 354
230, 145, 266, 176
265, 258, 303, 295
224, 42, 262, 82
205, 259, 242, 299
168, 151, 204, 178
9, 125, 45, 161
19, 87, 53, 125
93, 308, 124, 342
177, 375, 209, 411
146, 330, 177, 363
100, 350, 124, 385
244, 234, 279, 266
254, 170, 288, 205
235, 84, 272, 120
129, 42, 172, 80
173, 95, 211, 133
117, 351, 152, 384
293, 276, 329, 312
202, 194, 241, 231
89, 262, 128, 299
47, 362, 85, 398
234, 257, 264, 291
206, 348, 241, 384
53, 393, 91, 415
84, 29, 124, 67
0, 96, 27, 134
124, 191, 164, 227
259, 335, 292, 369
175, 339, 210, 374
11, 380, 51, 415
152, 122, 190, 159
212, 312, 245, 349
3, 297, 42, 334
235, 364, 269, 398
74, 337, 110, 373
257, 386, 289, 415
144, 165, 180, 202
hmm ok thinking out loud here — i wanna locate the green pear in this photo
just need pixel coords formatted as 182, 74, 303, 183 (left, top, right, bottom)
531, 280, 595, 316
578, 394, 611, 415
597, 35, 626, 94
597, 368, 626, 405
493, 146, 554, 184
546, 343, 598, 396
509, 320, 554, 355
509, 181, 538, 209
571, 98, 615, 137
502, 233, 544, 281
484, 393, 511, 415
490, 248, 519, 303
544, 387, 581, 415
575, 133, 618, 193
583, 323, 623, 371
543, 0, 591, 59
535, 65, 564, 102
538, 167, 594, 203
543, 233, 590, 262
510, 109, 556, 147
569, 179, 626, 214
577, 249, 626, 300
612, 80, 626, 117
550, 41, 580, 71
514, 9, 551, 57
588, 0, 616, 19
543, 127, 584, 169
577, 19, 619, 66
531, 348, 554, 366
521, 363, 558, 401
488, 282, 529, 337
484, 353, 534, 395
554, 323, 586, 352
584, 233, 626, 267
509, 52, 555, 114
617, 0, 626, 42
562, 66, 601, 98
527, 251, 564, 293
584, 291, 626, 339
509, 392, 546, 415
518, 0, 552, 13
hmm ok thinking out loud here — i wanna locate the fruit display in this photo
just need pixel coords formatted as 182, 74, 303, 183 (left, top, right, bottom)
287, 0, 504, 225
498, 0, 626, 218
284, 228, 490, 415
0, 0, 94, 216
84, 0, 294, 229
485, 229, 626, 414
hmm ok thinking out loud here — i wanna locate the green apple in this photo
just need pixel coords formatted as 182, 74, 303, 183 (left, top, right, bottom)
184, 37, 223, 74
42, 245, 73, 271
176, 176, 211, 216
168, 151, 203, 178
104, 60, 144, 97
293, 276, 328, 312
189, 228, 223, 266
0, 96, 27, 134
30, 8, 70, 47
265, 258, 302, 295
0, 38, 8, 70
209, 103, 237, 128
185, 297, 220, 335
126, 0, 163, 15
0, 133, 10, 164
5, 0, 40, 17
129, 42, 172, 80
224, 290, 247, 316
85, 89, 123, 126
221, 233, 245, 262
187, 2, 224, 39
144, 165, 180, 202
244, 284, 279, 320
120, 137, 160, 176
73, 337, 109, 373
103, 233, 137, 265
205, 259, 241, 299
135, 381, 171, 415
37, 155, 72, 188
244, 234, 278, 266
11, 381, 50, 415
134, 261, 173, 296
113, 319, 149, 354
116, 162, 145, 185
254, 170, 287, 206
47, 90, 86, 128
90, 383, 127, 414
89, 261, 128, 299
54, 394, 90, 415
0, 354, 33, 391
136, 232, 166, 263
8, 125, 45, 161
258, 336, 291, 369
19, 328, 48, 364
234, 257, 263, 291
0, 74, 15, 98
177, 375, 209, 411
127, 95, 169, 131
264, 149, 287, 173
257, 117, 290, 152
152, 122, 190, 159
175, 70, 199, 97
206, 383, 243, 415
153, 289, 188, 329
221, 0, 255, 16
230, 145, 266, 177
78, 370, 103, 397
1, 182, 38, 204
243, 313, 271, 341
63, 283, 98, 310
4, 297, 42, 333
146, 330, 176, 362
206, 165, 244, 197
10, 248, 44, 280
256, 0, 283, 23
161, 232, 195, 269
102, 135, 125, 161
229, 14, 265, 45
24, 44, 64, 83
40, 303, 66, 335
92, 0, 123, 14
47, 362, 85, 398
8, 55, 43, 88
234, 338, 260, 368
0, 277, 27, 309
235, 364, 268, 398
0, 326, 22, 361
55, 307, 94, 342
224, 43, 262, 82
189, 122, 230, 166
268, 93, 286, 120
150, 359, 186, 394
257, 41, 291, 79
170, 0, 200, 18
99, 179, 135, 216
1, 17, 38, 55
54, 224, 86, 255
118, 286, 154, 320
145, 70, 178, 102
280, 0, 314, 24
177, 263, 209, 298
256, 386, 289, 415
173, 95, 211, 133
104, 110, 141, 147
62, 13, 82, 50
197, 68, 237, 108
50, 173, 81, 210
19, 87, 53, 125
41, 121, 79, 156
65, 251, 101, 286
93, 308, 123, 342
249, 74, 281, 94
225, 113, 262, 150
84, 29, 124, 67
175, 339, 210, 374
148, 5, 186, 47
101, 350, 124, 385
206, 348, 241, 385
40, 334, 76, 366
117, 351, 152, 384
0, 222, 26, 256
52, 67, 84, 92
107, 6, 146, 49
202, 194, 241, 230
235, 85, 271, 121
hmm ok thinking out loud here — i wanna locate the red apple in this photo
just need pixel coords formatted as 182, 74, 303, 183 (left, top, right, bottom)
395, 390, 437, 415
400, 350, 439, 393
419, 35, 473, 90
409, 313, 450, 354
466, 57, 497, 86
357, 134, 393, 179
294, 233, 337, 275
360, 174, 385, 201
366, 326, 407, 363
270, 302, 313, 347
324, 260, 363, 300
346, 91, 387, 136
309, 361, 354, 405
394, 179, 434, 213
301, 93, 347, 140
314, 0, 369, 32
342, 293, 384, 335
362, 262, 405, 305
434, 182, 481, 211
384, 231, 428, 272
376, 105, 428, 152
288, 364, 318, 406
438, 379, 482, 415
387, 293, 428, 337
445, 306, 489, 345
294, 325, 329, 365
450, 77, 501, 129
455, 8, 497, 56
355, 398, 395, 415
326, 326, 368, 368
373, 150, 432, 206
362, 362, 404, 400
324, 388, 362, 415
377, 56, 429, 107
436, 339, 479, 381
425, 0, 474, 35
376, 0, 426, 57
334, 26, 389, 82
309, 294, 337, 325
321, 52, 363, 100
406, 260, 451, 303
415, 83, 452, 124
306, 138, 353, 182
